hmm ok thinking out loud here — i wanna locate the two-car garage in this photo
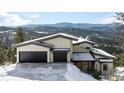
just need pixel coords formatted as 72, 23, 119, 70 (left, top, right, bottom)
19, 51, 68, 63
19, 51, 47, 63
16, 43, 69, 63
17, 43, 50, 63
19, 51, 67, 63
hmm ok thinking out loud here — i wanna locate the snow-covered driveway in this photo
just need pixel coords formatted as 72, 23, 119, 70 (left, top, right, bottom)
0, 63, 96, 81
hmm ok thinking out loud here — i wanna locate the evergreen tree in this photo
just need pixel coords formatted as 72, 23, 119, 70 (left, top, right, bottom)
116, 53, 124, 66
116, 13, 124, 22
0, 40, 5, 64
12, 27, 26, 63
15, 27, 25, 44
6, 48, 16, 64
115, 13, 124, 66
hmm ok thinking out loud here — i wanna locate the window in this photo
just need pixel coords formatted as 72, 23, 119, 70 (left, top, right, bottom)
103, 64, 107, 71
86, 47, 90, 49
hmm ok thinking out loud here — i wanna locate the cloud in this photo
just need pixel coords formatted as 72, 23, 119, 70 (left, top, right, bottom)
29, 15, 40, 18
0, 12, 31, 26
100, 15, 116, 24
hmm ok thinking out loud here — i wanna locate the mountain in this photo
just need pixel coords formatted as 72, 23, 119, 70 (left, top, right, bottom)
0, 26, 15, 31
0, 23, 124, 54
0, 23, 118, 40
22, 22, 116, 33
43, 22, 115, 32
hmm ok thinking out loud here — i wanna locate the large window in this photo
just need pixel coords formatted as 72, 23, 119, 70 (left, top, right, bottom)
103, 64, 107, 71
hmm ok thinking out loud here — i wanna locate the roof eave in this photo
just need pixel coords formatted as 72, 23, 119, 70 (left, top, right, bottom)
92, 52, 116, 59
73, 41, 95, 45
13, 42, 54, 48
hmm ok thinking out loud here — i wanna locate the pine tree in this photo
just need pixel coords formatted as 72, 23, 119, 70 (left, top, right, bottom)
15, 27, 25, 44
115, 13, 124, 66
0, 40, 5, 64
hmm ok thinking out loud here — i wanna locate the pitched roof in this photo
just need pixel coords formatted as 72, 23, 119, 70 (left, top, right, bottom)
14, 33, 78, 47
14, 41, 54, 48
73, 37, 95, 45
90, 48, 116, 59
72, 52, 95, 61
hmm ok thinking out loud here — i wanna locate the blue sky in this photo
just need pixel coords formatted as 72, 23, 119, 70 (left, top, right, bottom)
0, 12, 116, 26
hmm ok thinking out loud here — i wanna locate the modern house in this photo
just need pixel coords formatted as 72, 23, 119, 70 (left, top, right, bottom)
14, 33, 116, 80
14, 33, 78, 63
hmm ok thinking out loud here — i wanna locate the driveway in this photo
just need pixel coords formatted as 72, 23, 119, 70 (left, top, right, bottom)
0, 63, 96, 81
0, 63, 67, 81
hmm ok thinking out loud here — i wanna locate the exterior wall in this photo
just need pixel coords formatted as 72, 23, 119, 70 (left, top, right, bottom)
81, 62, 94, 71
101, 63, 113, 79
44, 37, 71, 48
44, 37, 73, 62
16, 44, 50, 63
50, 51, 53, 62
94, 61, 101, 72
70, 40, 73, 60
73, 43, 93, 52
95, 60, 114, 80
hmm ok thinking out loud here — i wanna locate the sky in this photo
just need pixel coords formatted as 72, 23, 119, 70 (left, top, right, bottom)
0, 12, 116, 26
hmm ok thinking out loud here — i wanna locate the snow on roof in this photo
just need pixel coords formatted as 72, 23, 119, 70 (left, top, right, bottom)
14, 41, 54, 48
99, 59, 113, 62
73, 37, 95, 44
52, 48, 69, 51
90, 48, 116, 59
15, 33, 78, 46
72, 53, 95, 61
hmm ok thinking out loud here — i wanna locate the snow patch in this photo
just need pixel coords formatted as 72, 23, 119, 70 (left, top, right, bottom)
114, 67, 124, 80
65, 63, 97, 81
0, 63, 97, 81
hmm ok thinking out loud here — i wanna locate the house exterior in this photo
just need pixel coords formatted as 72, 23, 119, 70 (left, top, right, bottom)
72, 37, 96, 72
72, 37, 116, 79
14, 33, 78, 63
14, 33, 116, 80
90, 48, 116, 79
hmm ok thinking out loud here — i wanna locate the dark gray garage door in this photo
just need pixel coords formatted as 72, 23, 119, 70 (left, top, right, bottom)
53, 51, 67, 62
19, 51, 47, 63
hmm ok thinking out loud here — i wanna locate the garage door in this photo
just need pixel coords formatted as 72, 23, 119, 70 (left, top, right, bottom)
53, 51, 67, 62
19, 51, 47, 63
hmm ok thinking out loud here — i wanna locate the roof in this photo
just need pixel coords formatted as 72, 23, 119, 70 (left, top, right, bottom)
72, 52, 95, 61
52, 48, 69, 51
14, 41, 54, 48
90, 48, 116, 59
14, 33, 78, 47
99, 59, 113, 63
73, 37, 95, 45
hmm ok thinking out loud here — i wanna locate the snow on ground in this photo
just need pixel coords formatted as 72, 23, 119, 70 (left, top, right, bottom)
114, 67, 124, 81
65, 63, 97, 81
0, 63, 96, 81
